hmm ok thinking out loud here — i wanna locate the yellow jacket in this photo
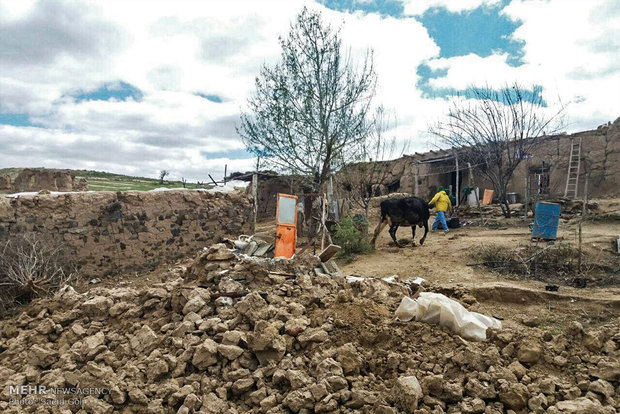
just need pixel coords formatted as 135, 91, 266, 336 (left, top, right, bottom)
429, 190, 452, 212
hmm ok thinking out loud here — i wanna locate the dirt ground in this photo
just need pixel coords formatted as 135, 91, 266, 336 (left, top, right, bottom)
255, 199, 620, 335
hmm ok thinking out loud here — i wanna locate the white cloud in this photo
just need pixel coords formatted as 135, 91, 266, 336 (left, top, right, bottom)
0, 0, 618, 182
419, 0, 620, 132
402, 0, 501, 15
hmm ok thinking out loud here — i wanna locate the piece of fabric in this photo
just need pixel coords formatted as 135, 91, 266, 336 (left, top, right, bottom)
432, 211, 448, 231
395, 293, 502, 341
429, 190, 452, 212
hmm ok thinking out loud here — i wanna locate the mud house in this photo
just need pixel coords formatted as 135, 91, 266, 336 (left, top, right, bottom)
232, 117, 619, 221
9, 168, 89, 193
336, 117, 620, 205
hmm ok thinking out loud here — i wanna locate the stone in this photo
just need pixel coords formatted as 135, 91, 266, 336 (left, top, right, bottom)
521, 315, 540, 327
110, 386, 126, 404
553, 397, 603, 413
260, 394, 277, 411
590, 360, 620, 382
130, 325, 158, 355
35, 318, 56, 335
316, 399, 339, 413
297, 328, 329, 346
217, 344, 244, 360
310, 383, 328, 401
192, 338, 218, 369
588, 379, 614, 399
222, 330, 246, 345
442, 381, 463, 403
236, 291, 267, 321
507, 360, 527, 379
565, 321, 584, 337
287, 369, 311, 390
336, 343, 362, 375
146, 359, 169, 381
538, 377, 557, 395
206, 243, 235, 260
231, 377, 254, 395
82, 296, 112, 318
529, 393, 548, 413
517, 339, 542, 364
498, 382, 529, 410
346, 389, 377, 408
421, 375, 443, 397
28, 344, 58, 368
247, 321, 286, 365
583, 331, 603, 351
465, 378, 496, 400
461, 397, 486, 414
282, 389, 314, 412
218, 278, 244, 295
183, 296, 206, 315
82, 331, 106, 358
128, 388, 149, 405
82, 395, 114, 414
285, 317, 309, 337
554, 355, 568, 367
394, 376, 423, 414
316, 358, 344, 379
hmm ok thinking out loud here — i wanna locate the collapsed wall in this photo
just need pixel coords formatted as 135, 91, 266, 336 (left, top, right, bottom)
0, 190, 253, 278
0, 175, 10, 191
0, 245, 617, 413
10, 169, 88, 193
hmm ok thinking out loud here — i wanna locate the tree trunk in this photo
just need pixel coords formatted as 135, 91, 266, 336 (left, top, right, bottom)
502, 200, 511, 218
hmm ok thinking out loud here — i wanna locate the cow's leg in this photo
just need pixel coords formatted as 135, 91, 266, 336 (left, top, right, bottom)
419, 219, 429, 245
370, 216, 389, 246
411, 225, 417, 246
389, 224, 401, 247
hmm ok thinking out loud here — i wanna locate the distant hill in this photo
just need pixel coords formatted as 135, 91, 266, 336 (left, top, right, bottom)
0, 168, 195, 192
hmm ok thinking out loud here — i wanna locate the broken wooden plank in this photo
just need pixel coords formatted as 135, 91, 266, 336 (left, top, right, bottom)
318, 244, 341, 262
254, 242, 273, 257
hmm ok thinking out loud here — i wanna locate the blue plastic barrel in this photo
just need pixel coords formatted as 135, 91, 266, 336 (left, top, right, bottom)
532, 202, 561, 240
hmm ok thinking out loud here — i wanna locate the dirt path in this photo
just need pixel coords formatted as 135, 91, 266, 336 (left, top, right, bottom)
338, 219, 619, 331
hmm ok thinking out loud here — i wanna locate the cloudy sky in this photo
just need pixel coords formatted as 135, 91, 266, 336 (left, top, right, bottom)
1, 0, 618, 182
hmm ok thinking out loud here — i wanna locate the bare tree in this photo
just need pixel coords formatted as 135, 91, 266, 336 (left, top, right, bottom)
337, 107, 406, 216
238, 7, 377, 191
429, 83, 565, 217
181, 177, 187, 188
159, 170, 169, 185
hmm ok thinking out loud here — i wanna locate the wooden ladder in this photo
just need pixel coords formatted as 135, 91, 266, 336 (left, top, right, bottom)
563, 137, 582, 199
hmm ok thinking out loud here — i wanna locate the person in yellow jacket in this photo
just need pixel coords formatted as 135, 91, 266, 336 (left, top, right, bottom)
429, 187, 452, 232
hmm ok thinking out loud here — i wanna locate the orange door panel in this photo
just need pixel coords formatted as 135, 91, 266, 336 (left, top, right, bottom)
275, 193, 297, 258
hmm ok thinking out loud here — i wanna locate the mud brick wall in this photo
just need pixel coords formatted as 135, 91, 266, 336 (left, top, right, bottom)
0, 190, 253, 277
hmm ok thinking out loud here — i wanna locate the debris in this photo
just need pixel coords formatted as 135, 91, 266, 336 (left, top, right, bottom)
0, 241, 617, 414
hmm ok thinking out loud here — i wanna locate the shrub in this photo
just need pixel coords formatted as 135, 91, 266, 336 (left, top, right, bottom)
473, 243, 619, 287
0, 234, 78, 315
332, 216, 372, 262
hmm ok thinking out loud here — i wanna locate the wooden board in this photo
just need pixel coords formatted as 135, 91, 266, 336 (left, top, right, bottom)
318, 244, 341, 263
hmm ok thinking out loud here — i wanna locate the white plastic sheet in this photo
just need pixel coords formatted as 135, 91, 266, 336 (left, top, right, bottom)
395, 292, 501, 341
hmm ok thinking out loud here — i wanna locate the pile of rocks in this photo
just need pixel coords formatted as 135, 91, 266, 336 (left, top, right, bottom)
0, 243, 618, 413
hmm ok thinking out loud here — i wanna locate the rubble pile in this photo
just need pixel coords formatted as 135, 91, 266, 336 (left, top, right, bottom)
0, 243, 618, 414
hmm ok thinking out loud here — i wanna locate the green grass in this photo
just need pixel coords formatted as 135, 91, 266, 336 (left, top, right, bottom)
0, 167, 205, 192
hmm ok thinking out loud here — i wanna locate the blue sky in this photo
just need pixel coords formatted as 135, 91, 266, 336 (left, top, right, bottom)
0, 0, 618, 181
